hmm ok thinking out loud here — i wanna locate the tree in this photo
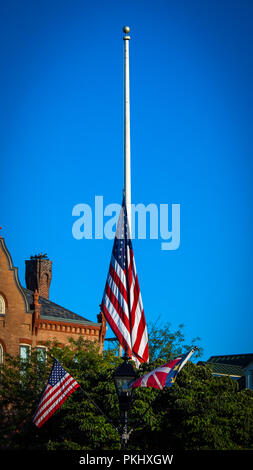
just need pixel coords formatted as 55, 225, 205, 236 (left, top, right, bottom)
1, 326, 253, 451
130, 363, 253, 450
0, 338, 121, 450
147, 319, 202, 364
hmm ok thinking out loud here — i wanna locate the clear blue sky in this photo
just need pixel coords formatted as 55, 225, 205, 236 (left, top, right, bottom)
1, 0, 252, 361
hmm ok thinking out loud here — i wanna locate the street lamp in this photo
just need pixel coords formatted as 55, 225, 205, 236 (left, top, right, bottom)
113, 354, 137, 449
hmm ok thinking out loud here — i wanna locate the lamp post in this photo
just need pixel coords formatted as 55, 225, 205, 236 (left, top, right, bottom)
113, 354, 137, 449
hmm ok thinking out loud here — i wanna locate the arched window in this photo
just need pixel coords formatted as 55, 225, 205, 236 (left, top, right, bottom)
0, 296, 5, 315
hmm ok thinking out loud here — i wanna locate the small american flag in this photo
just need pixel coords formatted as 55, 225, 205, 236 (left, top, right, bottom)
33, 358, 80, 428
101, 198, 149, 366
130, 349, 197, 389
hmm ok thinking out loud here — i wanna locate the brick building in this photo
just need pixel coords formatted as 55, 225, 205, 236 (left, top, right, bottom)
0, 236, 106, 363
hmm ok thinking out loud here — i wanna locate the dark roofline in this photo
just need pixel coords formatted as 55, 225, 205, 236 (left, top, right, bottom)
23, 287, 100, 326
209, 354, 253, 360
207, 354, 253, 368
206, 362, 245, 377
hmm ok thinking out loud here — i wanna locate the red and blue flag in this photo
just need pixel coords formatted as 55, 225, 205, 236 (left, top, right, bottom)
130, 348, 197, 390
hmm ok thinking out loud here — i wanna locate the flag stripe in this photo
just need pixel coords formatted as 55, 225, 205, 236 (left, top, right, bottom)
102, 292, 131, 342
105, 282, 129, 327
34, 373, 72, 414
33, 359, 80, 428
36, 382, 80, 428
109, 259, 128, 301
35, 380, 79, 428
127, 248, 148, 364
134, 325, 149, 362
101, 301, 132, 356
101, 198, 149, 365
34, 378, 78, 426
33, 375, 77, 425
34, 373, 75, 415
131, 302, 146, 350
111, 254, 128, 291
35, 380, 79, 427
105, 274, 130, 330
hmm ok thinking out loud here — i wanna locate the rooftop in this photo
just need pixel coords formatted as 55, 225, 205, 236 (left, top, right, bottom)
206, 362, 245, 377
23, 288, 100, 326
207, 354, 253, 368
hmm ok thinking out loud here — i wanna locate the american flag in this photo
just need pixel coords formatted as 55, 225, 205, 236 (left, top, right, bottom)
33, 358, 80, 428
130, 348, 197, 389
101, 198, 149, 365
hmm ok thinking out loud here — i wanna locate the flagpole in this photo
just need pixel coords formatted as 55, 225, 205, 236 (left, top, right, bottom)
123, 26, 131, 236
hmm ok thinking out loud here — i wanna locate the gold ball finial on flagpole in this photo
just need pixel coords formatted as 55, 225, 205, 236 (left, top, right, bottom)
123, 26, 130, 40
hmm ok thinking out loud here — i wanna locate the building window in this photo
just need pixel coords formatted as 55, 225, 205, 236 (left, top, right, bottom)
19, 344, 31, 380
0, 296, 5, 315
20, 344, 30, 362
36, 346, 47, 363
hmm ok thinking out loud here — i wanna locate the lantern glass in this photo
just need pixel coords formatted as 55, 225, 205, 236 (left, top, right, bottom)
113, 358, 136, 398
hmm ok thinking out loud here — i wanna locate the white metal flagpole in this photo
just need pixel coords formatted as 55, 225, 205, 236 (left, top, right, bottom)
123, 26, 131, 236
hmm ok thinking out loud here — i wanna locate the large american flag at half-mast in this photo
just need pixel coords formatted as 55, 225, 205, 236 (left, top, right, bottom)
101, 198, 149, 365
130, 348, 197, 389
33, 359, 80, 428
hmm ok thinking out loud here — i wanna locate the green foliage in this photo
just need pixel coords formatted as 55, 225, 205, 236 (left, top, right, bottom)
148, 319, 203, 363
0, 338, 121, 450
0, 326, 253, 451
121, 362, 253, 451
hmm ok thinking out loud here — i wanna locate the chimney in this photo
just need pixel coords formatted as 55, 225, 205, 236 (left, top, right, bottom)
25, 253, 52, 299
